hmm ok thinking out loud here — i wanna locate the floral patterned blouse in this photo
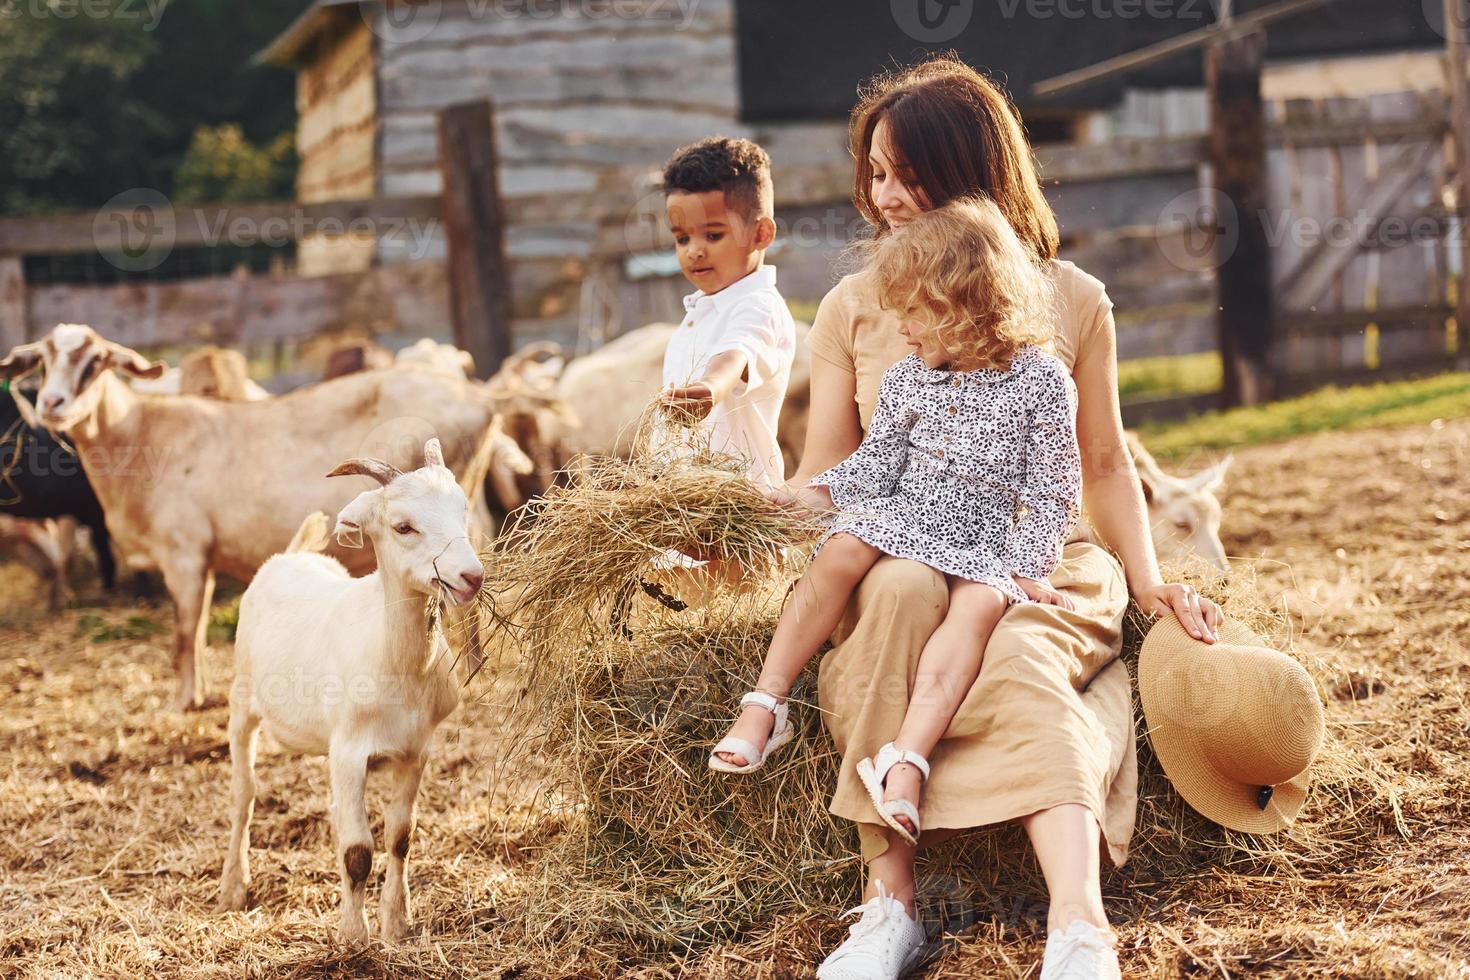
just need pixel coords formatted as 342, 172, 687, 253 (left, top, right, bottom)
809, 346, 1082, 604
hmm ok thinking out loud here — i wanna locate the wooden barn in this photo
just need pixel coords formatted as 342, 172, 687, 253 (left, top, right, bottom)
256, 0, 1454, 367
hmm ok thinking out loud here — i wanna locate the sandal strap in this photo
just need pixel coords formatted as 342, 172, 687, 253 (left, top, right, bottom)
873, 742, 931, 783
882, 798, 922, 834
740, 690, 781, 714
711, 736, 762, 767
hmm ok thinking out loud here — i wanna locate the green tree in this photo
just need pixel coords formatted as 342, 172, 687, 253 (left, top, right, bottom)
0, 6, 161, 214
0, 0, 304, 216
173, 124, 295, 204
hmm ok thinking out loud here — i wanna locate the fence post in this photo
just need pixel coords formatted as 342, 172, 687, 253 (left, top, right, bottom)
1207, 29, 1274, 407
437, 99, 513, 380
0, 256, 27, 352
1445, 0, 1470, 369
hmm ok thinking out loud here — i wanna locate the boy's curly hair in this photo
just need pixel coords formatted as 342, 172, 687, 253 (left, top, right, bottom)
862, 196, 1056, 371
661, 137, 774, 224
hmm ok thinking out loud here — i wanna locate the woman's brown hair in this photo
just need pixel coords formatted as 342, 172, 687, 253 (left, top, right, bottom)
850, 55, 1059, 261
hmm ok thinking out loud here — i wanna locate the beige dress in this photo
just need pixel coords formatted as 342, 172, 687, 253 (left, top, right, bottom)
809, 260, 1137, 866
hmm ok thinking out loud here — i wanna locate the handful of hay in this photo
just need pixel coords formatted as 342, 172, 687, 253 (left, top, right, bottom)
486, 405, 826, 664
481, 409, 1404, 973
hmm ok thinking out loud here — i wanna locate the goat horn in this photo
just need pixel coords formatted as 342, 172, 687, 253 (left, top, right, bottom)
326, 457, 403, 486
423, 438, 444, 468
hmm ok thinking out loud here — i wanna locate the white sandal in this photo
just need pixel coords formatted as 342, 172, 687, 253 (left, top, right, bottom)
708, 691, 795, 774
855, 742, 931, 846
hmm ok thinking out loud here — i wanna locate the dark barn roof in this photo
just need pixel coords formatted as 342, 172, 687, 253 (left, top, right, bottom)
733, 0, 1447, 122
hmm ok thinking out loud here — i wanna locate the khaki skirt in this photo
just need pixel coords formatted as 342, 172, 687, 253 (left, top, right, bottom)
816, 540, 1137, 865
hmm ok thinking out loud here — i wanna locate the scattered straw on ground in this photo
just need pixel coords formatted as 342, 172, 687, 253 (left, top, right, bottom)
0, 413, 1466, 977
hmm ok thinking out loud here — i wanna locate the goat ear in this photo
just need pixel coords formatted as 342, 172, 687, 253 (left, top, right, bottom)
423, 437, 444, 468
333, 489, 379, 549
1136, 465, 1158, 505
106, 342, 166, 379
0, 343, 44, 379
1186, 455, 1232, 496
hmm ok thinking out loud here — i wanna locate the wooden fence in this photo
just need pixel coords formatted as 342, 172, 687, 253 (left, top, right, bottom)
2, 90, 1466, 413
1266, 91, 1466, 394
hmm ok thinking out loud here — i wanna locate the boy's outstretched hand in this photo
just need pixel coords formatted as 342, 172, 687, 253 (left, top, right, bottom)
661, 349, 750, 421
1013, 575, 1076, 611
660, 382, 717, 420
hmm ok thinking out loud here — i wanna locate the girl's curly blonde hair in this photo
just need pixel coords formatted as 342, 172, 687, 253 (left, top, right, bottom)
863, 196, 1057, 371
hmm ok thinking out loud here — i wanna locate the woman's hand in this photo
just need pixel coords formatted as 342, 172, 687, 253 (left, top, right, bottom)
1133, 581, 1221, 643
1013, 575, 1076, 611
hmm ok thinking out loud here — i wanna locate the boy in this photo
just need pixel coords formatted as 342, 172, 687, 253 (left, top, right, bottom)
657, 137, 796, 488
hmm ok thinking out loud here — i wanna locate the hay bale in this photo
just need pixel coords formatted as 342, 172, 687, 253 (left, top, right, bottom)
483, 411, 1403, 971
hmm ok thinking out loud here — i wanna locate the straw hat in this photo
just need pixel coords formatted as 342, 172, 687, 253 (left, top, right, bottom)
1138, 616, 1325, 834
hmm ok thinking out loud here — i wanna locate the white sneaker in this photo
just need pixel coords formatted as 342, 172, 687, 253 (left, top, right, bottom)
1040, 919, 1122, 980
815, 884, 926, 980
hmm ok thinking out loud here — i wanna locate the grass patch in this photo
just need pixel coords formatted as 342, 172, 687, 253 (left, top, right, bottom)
208, 596, 240, 644
1137, 370, 1470, 460
1118, 351, 1221, 399
785, 297, 821, 325
74, 612, 167, 644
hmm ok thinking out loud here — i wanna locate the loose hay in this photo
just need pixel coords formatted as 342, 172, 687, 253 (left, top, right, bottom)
2, 417, 1467, 977
482, 412, 1407, 975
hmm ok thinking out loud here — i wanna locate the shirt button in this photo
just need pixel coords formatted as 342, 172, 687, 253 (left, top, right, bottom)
936, 448, 946, 458
947, 406, 958, 416
952, 378, 962, 387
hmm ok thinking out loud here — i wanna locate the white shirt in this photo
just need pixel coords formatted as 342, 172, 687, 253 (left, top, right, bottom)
662, 265, 796, 488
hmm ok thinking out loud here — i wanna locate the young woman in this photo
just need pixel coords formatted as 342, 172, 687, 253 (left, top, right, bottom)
780, 58, 1224, 980
711, 198, 1085, 859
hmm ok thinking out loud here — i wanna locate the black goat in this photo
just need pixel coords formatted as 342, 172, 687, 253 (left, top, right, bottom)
0, 382, 116, 589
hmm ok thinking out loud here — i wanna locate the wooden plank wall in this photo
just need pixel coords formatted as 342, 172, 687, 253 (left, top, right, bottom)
371, 0, 747, 345
296, 17, 379, 276
1266, 89, 1462, 388
25, 260, 449, 352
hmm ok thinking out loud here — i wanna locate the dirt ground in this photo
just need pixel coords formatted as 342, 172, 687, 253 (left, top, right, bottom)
1, 414, 1467, 979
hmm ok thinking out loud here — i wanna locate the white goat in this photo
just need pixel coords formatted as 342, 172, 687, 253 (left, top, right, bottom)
218, 438, 483, 942
1126, 431, 1232, 572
